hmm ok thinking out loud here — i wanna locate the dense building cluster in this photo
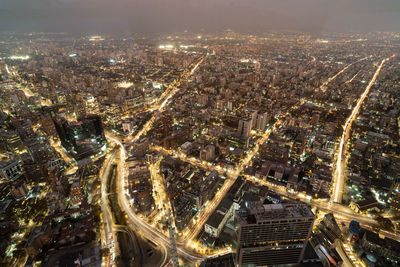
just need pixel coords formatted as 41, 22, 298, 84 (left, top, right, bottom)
0, 31, 399, 266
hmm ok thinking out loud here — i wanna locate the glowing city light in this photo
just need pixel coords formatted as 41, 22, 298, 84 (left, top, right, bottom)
159, 44, 174, 50
89, 35, 105, 41
117, 81, 134, 88
9, 55, 30, 60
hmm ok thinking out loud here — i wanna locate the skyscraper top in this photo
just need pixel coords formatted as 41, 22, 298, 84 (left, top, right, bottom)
237, 202, 314, 225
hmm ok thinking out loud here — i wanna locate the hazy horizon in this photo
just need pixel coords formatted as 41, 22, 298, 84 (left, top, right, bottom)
1, 0, 400, 34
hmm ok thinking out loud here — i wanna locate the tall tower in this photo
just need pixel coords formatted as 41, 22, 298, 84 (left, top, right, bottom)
256, 112, 269, 132
236, 202, 315, 266
238, 118, 252, 139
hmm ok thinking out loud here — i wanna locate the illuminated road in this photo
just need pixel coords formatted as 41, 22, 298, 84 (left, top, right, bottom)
151, 102, 303, 244
4, 64, 36, 97
7, 45, 394, 265
106, 52, 390, 264
336, 242, 356, 267
149, 144, 239, 244
113, 224, 145, 267
107, 134, 207, 265
100, 148, 119, 266
103, 56, 211, 265
5, 64, 10, 74
331, 55, 395, 204
320, 56, 371, 92
130, 56, 206, 143
154, 59, 201, 112
4, 63, 55, 107
49, 138, 78, 175
245, 174, 378, 226
182, 126, 280, 242
345, 70, 361, 84
149, 158, 167, 213
148, 157, 174, 231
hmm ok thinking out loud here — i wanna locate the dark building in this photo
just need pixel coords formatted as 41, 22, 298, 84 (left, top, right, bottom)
54, 115, 106, 160
310, 213, 343, 266
40, 116, 57, 136
131, 178, 154, 215
79, 114, 105, 141
53, 117, 75, 148
236, 202, 315, 267
391, 192, 400, 213
0, 159, 24, 183
0, 130, 25, 153
173, 195, 194, 232
200, 253, 235, 267
360, 229, 400, 265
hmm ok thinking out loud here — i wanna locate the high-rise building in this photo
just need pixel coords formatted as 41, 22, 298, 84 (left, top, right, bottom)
134, 137, 149, 157
200, 144, 216, 161
54, 115, 106, 160
122, 120, 135, 134
70, 181, 83, 206
200, 149, 207, 161
236, 202, 315, 267
256, 112, 269, 132
238, 118, 252, 139
79, 114, 105, 141
227, 101, 233, 111
391, 192, 400, 213
310, 213, 342, 266
206, 144, 215, 161
249, 110, 258, 128
40, 116, 57, 136
53, 117, 74, 147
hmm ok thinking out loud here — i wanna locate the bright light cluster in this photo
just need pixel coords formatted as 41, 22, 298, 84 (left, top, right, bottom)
159, 44, 174, 50
9, 55, 30, 60
117, 81, 134, 88
89, 35, 105, 41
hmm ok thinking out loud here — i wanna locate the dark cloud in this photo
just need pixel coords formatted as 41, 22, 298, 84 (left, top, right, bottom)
0, 0, 399, 34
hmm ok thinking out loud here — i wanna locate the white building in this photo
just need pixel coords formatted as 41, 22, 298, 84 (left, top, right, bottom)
0, 159, 23, 182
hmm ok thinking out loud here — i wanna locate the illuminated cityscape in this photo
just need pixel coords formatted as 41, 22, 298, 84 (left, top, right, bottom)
1, 1, 400, 267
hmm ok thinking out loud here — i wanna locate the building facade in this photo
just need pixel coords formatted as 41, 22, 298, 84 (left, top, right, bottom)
236, 202, 315, 267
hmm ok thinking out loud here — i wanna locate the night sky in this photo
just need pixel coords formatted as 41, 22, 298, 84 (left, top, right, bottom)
1, 0, 400, 34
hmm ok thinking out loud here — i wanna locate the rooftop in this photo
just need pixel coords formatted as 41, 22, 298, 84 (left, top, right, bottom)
0, 160, 18, 168
237, 202, 314, 225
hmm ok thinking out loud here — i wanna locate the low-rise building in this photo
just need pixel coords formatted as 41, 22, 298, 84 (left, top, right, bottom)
70, 181, 84, 206
349, 199, 381, 213
25, 224, 52, 258
360, 229, 400, 264
204, 197, 233, 238
0, 159, 24, 182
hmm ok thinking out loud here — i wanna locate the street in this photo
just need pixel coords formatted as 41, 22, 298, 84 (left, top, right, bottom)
331, 55, 396, 204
